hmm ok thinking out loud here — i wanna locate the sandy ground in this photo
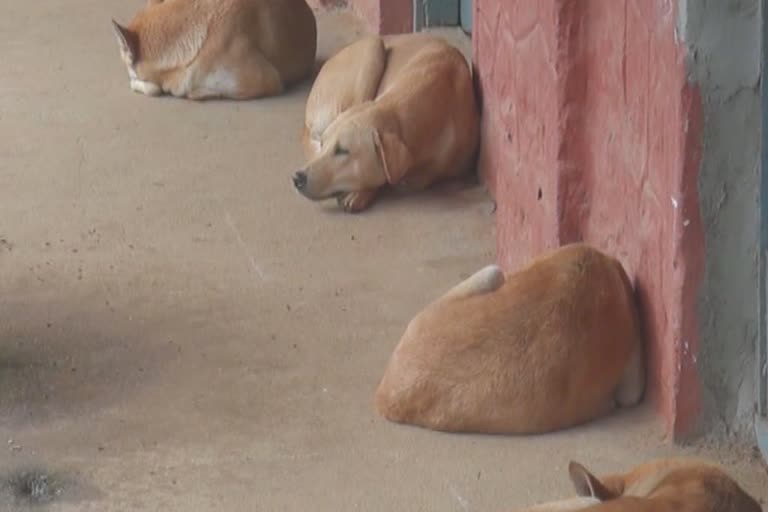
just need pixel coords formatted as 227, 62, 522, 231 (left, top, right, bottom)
0, 2, 766, 511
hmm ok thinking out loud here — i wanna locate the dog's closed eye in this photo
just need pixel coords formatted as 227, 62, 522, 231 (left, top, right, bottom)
334, 144, 349, 156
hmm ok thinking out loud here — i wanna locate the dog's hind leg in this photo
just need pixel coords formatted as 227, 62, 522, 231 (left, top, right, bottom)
440, 265, 505, 302
522, 497, 601, 511
306, 36, 387, 141
186, 41, 283, 100
612, 259, 645, 408
219, 51, 284, 100
230, 61, 283, 99
345, 36, 387, 104
615, 338, 645, 407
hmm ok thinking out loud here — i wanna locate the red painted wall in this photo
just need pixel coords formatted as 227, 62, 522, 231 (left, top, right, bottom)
474, 0, 705, 438
307, 0, 412, 34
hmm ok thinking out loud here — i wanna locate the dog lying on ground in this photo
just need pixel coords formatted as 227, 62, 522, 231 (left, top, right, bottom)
375, 244, 645, 434
516, 457, 762, 511
111, 0, 317, 100
293, 33, 480, 213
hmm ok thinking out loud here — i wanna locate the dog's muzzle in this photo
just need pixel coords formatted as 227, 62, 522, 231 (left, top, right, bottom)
292, 171, 308, 191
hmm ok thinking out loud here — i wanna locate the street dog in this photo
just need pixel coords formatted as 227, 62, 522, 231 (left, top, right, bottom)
111, 0, 317, 100
375, 244, 645, 434
294, 33, 480, 212
514, 457, 762, 511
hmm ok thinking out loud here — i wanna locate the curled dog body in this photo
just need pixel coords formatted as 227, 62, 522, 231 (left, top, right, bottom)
111, 0, 317, 100
296, 33, 480, 212
375, 244, 646, 435
513, 458, 761, 512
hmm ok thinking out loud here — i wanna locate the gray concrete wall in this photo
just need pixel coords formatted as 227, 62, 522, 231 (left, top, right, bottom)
678, 0, 761, 438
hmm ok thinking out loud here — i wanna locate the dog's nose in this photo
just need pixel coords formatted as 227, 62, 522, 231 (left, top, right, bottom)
293, 171, 308, 190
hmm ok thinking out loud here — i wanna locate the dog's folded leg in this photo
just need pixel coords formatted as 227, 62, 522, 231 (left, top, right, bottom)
130, 78, 163, 96
230, 56, 284, 99
337, 189, 379, 213
440, 265, 505, 302
305, 36, 386, 145
348, 36, 387, 104
186, 47, 284, 100
521, 497, 602, 511
615, 338, 645, 407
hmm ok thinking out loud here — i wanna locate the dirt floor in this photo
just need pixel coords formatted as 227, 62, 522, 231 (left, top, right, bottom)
0, 2, 766, 511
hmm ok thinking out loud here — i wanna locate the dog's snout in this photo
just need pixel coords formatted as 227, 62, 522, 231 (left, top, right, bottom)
293, 171, 308, 190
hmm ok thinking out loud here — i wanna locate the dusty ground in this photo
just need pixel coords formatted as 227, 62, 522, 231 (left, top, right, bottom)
0, 2, 766, 511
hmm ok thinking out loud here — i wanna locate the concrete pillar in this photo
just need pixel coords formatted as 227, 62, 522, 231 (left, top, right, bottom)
679, 0, 761, 439
474, 0, 706, 439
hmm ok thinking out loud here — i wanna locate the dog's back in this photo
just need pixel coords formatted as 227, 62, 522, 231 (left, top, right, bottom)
112, 0, 316, 99
375, 244, 644, 434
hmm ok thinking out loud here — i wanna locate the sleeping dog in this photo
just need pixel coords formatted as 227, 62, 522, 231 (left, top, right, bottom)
294, 33, 480, 212
517, 457, 762, 511
375, 244, 645, 434
111, 0, 317, 100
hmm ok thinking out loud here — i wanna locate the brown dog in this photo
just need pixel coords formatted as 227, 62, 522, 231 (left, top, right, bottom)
375, 244, 645, 434
111, 0, 317, 100
515, 458, 762, 511
293, 33, 480, 212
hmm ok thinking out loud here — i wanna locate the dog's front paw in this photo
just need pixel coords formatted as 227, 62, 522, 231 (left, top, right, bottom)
337, 190, 377, 213
130, 78, 163, 96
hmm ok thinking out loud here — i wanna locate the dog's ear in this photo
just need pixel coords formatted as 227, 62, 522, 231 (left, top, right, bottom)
373, 129, 412, 185
111, 20, 139, 65
568, 461, 615, 501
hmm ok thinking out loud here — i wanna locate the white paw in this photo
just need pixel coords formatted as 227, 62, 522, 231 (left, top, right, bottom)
130, 78, 162, 96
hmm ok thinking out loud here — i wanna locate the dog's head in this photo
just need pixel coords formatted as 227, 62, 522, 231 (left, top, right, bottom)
568, 461, 624, 500
292, 109, 413, 202
568, 459, 763, 512
111, 0, 172, 97
111, 18, 164, 97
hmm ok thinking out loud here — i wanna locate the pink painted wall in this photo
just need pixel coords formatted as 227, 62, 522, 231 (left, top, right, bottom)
474, 0, 705, 439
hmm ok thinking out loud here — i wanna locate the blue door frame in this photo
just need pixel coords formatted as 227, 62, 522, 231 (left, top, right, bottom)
757, 0, 768, 464
413, 0, 472, 33
460, 0, 472, 33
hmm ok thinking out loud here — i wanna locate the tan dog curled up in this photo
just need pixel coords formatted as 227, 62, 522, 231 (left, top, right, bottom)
111, 0, 317, 100
293, 33, 480, 212
375, 244, 646, 434
514, 457, 762, 511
